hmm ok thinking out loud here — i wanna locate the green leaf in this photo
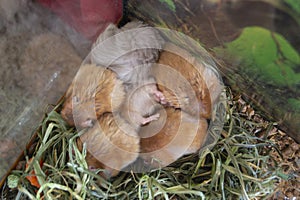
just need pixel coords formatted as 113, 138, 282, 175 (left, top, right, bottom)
159, 0, 176, 12
284, 0, 300, 14
288, 98, 300, 111
214, 26, 300, 88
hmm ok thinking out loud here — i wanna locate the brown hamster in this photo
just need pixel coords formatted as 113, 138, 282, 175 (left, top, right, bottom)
139, 107, 208, 168
61, 64, 125, 128
91, 21, 166, 105
78, 112, 140, 178
153, 43, 223, 119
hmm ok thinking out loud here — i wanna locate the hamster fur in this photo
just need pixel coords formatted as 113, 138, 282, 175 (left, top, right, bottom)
61, 64, 125, 128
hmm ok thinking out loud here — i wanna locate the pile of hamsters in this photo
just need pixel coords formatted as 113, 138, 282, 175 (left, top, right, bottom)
61, 21, 223, 178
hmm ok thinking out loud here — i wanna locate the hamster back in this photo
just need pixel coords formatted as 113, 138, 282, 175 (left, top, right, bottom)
153, 43, 221, 119
79, 113, 140, 178
139, 107, 208, 168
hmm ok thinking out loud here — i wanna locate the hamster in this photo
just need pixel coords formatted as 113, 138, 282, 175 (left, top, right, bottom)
119, 83, 162, 131
78, 112, 140, 178
153, 43, 223, 120
139, 107, 208, 168
61, 64, 125, 128
90, 21, 166, 105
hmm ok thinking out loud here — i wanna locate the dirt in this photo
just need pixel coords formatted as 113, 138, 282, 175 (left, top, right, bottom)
268, 130, 300, 199
240, 97, 300, 199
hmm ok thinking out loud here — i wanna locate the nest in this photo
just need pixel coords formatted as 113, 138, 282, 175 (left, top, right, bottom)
3, 87, 282, 200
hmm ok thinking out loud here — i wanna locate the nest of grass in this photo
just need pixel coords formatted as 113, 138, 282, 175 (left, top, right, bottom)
3, 88, 283, 200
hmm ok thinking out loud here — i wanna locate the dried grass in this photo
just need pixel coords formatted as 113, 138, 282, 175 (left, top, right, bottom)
6, 88, 283, 199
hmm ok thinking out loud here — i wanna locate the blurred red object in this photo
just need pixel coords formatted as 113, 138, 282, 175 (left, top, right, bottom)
37, 0, 123, 40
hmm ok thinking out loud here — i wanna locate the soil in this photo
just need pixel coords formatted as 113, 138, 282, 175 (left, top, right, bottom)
268, 131, 300, 199
235, 95, 300, 199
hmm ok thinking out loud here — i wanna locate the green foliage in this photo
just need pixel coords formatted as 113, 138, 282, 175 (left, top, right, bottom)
284, 0, 300, 14
214, 26, 300, 88
159, 0, 176, 12
288, 98, 300, 112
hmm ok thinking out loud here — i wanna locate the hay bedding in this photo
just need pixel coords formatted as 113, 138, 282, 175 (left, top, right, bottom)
2, 89, 290, 200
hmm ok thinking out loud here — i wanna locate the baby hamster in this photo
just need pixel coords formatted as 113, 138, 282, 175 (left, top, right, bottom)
78, 112, 140, 178
91, 21, 166, 104
61, 63, 125, 128
119, 83, 162, 131
153, 43, 223, 119
139, 107, 208, 168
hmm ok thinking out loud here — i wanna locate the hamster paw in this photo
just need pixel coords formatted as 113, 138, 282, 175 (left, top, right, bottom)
153, 90, 167, 105
141, 113, 160, 125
